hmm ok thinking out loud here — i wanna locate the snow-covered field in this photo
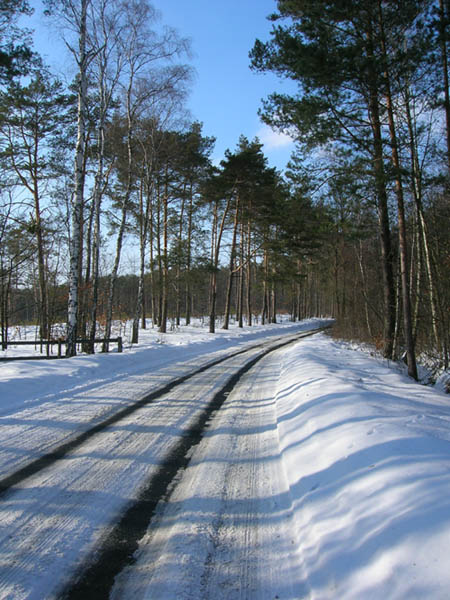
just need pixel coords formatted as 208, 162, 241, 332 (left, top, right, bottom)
1, 318, 450, 598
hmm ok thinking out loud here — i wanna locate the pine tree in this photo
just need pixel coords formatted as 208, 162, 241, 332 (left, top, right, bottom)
0, 0, 33, 82
0, 66, 69, 340
250, 0, 431, 376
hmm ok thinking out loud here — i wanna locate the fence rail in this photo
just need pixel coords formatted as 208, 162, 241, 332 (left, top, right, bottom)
0, 337, 123, 358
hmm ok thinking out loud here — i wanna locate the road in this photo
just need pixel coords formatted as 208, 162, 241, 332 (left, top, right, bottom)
0, 330, 320, 599
110, 347, 308, 600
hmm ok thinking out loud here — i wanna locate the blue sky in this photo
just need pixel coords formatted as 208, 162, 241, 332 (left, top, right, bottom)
27, 0, 296, 171
150, 0, 296, 170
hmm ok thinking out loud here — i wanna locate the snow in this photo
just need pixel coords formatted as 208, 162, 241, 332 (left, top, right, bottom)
275, 335, 450, 599
0, 318, 317, 415
1, 318, 450, 599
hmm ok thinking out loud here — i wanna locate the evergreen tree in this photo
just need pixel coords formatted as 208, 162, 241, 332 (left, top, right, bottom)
0, 0, 33, 82
250, 0, 432, 377
0, 66, 70, 339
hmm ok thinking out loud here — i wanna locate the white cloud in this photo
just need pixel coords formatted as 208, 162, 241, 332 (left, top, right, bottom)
257, 124, 294, 150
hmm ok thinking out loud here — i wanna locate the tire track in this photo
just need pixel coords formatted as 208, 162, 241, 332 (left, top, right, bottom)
59, 334, 308, 600
111, 344, 306, 599
0, 328, 326, 500
0, 328, 328, 599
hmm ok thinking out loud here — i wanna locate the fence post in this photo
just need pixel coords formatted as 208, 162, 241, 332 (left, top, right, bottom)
117, 336, 123, 353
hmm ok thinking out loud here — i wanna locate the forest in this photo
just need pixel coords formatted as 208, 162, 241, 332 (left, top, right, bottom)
0, 0, 449, 381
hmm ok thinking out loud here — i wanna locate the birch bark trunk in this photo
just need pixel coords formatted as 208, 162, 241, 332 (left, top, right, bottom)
67, 0, 89, 357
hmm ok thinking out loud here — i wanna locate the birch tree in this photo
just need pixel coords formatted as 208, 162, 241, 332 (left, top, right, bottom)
44, 0, 96, 355
86, 0, 124, 351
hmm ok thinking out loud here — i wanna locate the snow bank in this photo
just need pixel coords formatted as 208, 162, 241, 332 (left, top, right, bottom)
276, 334, 450, 599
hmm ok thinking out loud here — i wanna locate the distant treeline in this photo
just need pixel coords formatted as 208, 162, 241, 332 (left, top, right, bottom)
1, 1, 449, 379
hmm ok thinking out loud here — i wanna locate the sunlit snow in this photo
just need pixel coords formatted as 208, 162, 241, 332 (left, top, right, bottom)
0, 318, 449, 598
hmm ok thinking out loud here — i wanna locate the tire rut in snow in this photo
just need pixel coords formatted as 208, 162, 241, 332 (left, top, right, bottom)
198, 362, 267, 599
58, 348, 273, 600
57, 330, 324, 600
0, 328, 326, 501
0, 341, 275, 499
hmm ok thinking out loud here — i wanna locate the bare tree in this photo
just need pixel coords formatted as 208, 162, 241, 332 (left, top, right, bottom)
102, 0, 190, 348
44, 0, 97, 355
87, 0, 125, 351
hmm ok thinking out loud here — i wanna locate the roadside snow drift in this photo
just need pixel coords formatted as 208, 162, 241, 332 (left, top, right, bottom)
276, 334, 450, 599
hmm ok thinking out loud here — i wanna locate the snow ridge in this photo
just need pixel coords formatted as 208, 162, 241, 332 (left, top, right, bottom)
273, 334, 450, 599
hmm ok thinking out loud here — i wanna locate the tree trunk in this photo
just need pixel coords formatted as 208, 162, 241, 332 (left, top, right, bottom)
238, 221, 244, 328
246, 219, 252, 326
67, 0, 88, 357
365, 15, 396, 359
0, 257, 12, 350
404, 80, 442, 356
175, 187, 186, 328
209, 197, 231, 333
378, 0, 417, 379
209, 269, 217, 334
102, 197, 128, 351
149, 193, 157, 327
185, 187, 194, 325
410, 218, 422, 342
156, 182, 163, 328
89, 151, 103, 352
356, 241, 375, 339
77, 134, 89, 347
32, 183, 49, 340
222, 198, 239, 330
132, 178, 148, 343
88, 5, 119, 353
103, 81, 134, 351
261, 249, 269, 325
270, 280, 277, 323
159, 182, 169, 334
439, 0, 450, 175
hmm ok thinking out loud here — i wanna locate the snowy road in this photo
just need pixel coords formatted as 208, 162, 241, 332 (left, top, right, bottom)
0, 329, 317, 600
111, 346, 307, 600
2, 320, 450, 599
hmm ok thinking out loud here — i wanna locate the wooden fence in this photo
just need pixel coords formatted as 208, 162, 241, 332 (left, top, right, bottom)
0, 337, 123, 358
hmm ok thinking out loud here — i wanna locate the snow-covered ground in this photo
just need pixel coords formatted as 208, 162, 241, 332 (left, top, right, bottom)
0, 318, 324, 458
275, 334, 450, 599
1, 318, 450, 598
